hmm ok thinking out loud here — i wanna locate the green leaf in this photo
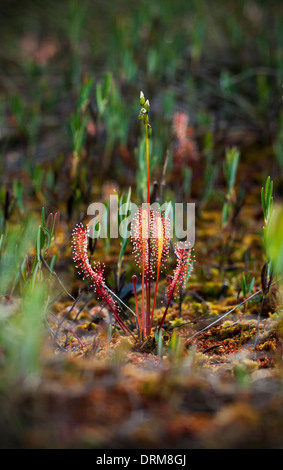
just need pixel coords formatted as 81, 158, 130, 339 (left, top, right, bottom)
266, 205, 283, 275
261, 186, 266, 220
49, 254, 57, 272
78, 77, 94, 110
155, 329, 163, 358
41, 207, 45, 228
42, 227, 52, 251
225, 147, 240, 193
96, 83, 104, 115
36, 226, 42, 263
31, 260, 40, 288
262, 176, 273, 223
222, 202, 230, 227
102, 72, 112, 99
20, 256, 28, 283
248, 276, 255, 294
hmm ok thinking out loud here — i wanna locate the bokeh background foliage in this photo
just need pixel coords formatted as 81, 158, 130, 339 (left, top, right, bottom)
0, 0, 283, 449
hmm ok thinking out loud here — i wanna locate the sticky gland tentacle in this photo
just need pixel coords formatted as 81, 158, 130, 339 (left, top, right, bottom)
131, 207, 152, 338
72, 223, 133, 336
150, 212, 170, 328
158, 243, 194, 332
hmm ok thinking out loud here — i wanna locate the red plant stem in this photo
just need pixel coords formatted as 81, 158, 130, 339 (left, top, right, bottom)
100, 289, 134, 338
150, 263, 160, 330
158, 288, 175, 333
146, 230, 151, 336
65, 327, 85, 348
146, 128, 150, 206
132, 275, 141, 338
145, 274, 149, 335
145, 127, 152, 336
141, 260, 145, 339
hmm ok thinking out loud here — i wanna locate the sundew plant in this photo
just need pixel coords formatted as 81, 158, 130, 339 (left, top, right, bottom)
72, 92, 195, 341
1, 0, 283, 450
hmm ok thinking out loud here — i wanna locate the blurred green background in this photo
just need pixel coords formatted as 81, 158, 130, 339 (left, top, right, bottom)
0, 0, 282, 198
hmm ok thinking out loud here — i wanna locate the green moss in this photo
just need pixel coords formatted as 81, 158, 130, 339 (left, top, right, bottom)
169, 317, 183, 327
201, 281, 232, 298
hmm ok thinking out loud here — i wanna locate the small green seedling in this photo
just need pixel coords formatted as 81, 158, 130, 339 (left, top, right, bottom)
222, 147, 240, 228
